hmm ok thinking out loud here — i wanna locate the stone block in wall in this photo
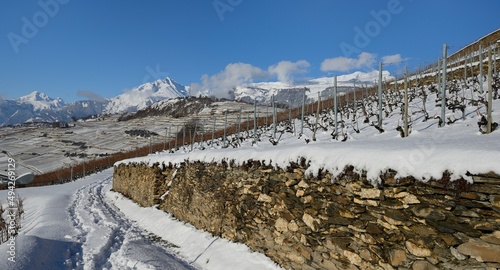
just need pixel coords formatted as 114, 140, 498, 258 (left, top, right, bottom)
457, 238, 500, 263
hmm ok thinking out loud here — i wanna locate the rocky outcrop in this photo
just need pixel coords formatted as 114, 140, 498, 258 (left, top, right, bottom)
113, 161, 500, 269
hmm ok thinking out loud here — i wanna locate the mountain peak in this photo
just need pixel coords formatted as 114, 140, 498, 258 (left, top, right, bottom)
19, 91, 50, 102
104, 77, 188, 114
143, 77, 185, 91
17, 91, 65, 111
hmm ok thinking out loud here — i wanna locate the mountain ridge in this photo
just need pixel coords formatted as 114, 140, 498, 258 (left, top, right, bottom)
1, 71, 391, 126
0, 77, 187, 126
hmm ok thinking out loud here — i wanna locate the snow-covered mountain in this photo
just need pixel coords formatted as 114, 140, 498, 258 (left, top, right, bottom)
231, 70, 393, 105
65, 100, 108, 120
0, 94, 107, 126
104, 77, 188, 114
0, 77, 187, 126
17, 91, 66, 111
0, 91, 68, 125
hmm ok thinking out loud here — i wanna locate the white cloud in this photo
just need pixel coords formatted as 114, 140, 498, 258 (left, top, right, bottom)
268, 60, 310, 83
320, 52, 376, 72
382, 54, 403, 65
199, 60, 313, 97
188, 82, 203, 97
200, 63, 268, 98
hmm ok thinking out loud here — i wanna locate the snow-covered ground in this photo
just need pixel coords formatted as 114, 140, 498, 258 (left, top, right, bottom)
0, 169, 281, 270
0, 101, 272, 175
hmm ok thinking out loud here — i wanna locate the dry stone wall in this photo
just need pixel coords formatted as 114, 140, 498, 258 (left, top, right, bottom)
113, 160, 500, 270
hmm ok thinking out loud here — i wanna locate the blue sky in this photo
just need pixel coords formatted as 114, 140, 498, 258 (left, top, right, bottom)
1, 0, 499, 101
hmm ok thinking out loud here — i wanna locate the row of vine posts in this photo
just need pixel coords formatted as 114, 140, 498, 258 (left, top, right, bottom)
6, 39, 499, 188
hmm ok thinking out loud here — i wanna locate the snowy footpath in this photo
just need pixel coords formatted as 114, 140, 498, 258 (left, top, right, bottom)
0, 169, 281, 270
